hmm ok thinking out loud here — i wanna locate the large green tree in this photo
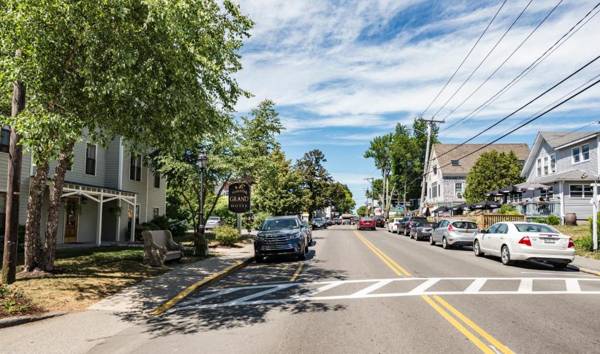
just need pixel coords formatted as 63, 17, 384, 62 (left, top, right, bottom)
364, 133, 393, 216
464, 150, 525, 203
295, 149, 332, 220
0, 0, 252, 271
328, 182, 355, 214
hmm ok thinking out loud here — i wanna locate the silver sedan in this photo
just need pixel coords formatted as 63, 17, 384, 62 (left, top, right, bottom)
430, 219, 478, 249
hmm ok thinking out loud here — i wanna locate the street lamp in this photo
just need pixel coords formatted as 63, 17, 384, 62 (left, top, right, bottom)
196, 151, 208, 256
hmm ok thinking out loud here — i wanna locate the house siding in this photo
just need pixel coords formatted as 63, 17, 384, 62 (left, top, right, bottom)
556, 136, 597, 177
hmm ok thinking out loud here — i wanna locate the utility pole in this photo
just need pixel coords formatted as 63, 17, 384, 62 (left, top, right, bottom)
593, 181, 598, 252
418, 118, 444, 216
2, 58, 25, 284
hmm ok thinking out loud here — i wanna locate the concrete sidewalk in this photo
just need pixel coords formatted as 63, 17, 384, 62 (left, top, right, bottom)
571, 255, 600, 275
90, 243, 254, 313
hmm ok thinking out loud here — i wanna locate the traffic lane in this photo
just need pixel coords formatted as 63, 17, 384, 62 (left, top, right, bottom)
142, 227, 481, 353
363, 229, 600, 353
368, 228, 591, 279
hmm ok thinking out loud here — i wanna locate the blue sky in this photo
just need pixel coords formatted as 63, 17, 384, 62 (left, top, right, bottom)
234, 0, 600, 209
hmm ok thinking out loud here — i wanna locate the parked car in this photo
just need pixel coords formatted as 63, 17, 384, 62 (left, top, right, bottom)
399, 216, 428, 236
254, 216, 310, 262
473, 222, 575, 268
387, 217, 406, 233
357, 217, 377, 231
326, 218, 334, 226
374, 215, 386, 228
430, 219, 478, 248
410, 221, 436, 241
312, 217, 328, 230
205, 216, 223, 231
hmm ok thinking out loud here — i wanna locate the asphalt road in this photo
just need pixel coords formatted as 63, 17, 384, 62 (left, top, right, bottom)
86, 225, 600, 354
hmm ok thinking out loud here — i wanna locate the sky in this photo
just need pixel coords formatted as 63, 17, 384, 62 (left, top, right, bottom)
233, 0, 600, 210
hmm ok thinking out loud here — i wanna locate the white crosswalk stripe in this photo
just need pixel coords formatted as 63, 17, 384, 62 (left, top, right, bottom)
168, 277, 600, 312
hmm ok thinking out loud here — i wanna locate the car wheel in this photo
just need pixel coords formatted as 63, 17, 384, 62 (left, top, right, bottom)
442, 237, 449, 249
473, 240, 483, 257
501, 245, 512, 266
429, 235, 435, 246
298, 247, 306, 261
255, 255, 264, 263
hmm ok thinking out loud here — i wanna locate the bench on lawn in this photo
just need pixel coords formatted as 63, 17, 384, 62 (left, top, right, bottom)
142, 230, 183, 267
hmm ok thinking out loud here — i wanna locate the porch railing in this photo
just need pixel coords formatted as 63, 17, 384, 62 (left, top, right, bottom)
517, 201, 560, 217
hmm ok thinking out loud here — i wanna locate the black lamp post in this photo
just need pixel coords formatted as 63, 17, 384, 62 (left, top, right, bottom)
196, 151, 208, 256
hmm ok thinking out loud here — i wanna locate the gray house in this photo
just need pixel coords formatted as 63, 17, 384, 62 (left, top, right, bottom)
424, 143, 530, 211
520, 131, 599, 220
0, 132, 166, 246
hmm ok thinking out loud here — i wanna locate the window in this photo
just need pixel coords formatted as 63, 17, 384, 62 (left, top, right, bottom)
550, 154, 556, 173
130, 154, 142, 181
433, 165, 438, 175
496, 224, 508, 234
536, 158, 542, 176
153, 207, 160, 218
451, 160, 460, 166
437, 184, 441, 197
154, 173, 160, 188
543, 156, 549, 175
0, 127, 10, 153
85, 144, 96, 175
455, 182, 463, 197
582, 144, 590, 161
431, 182, 438, 198
572, 147, 580, 163
569, 184, 593, 198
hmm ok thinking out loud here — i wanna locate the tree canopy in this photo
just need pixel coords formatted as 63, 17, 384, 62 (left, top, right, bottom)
464, 150, 525, 203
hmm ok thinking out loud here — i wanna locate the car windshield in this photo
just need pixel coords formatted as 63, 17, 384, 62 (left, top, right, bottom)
412, 218, 427, 223
515, 223, 558, 233
361, 217, 373, 221
452, 221, 478, 229
208, 216, 219, 221
261, 218, 299, 231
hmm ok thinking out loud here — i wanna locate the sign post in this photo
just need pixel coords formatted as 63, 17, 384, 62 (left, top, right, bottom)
592, 183, 598, 252
228, 182, 251, 234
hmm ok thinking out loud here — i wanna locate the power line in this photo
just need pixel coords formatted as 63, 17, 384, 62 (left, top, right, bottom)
429, 0, 535, 119
420, 0, 508, 117
439, 0, 564, 125
442, 1, 600, 132
435, 54, 600, 161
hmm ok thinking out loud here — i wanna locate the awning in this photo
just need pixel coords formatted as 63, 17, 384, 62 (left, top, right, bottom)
515, 182, 550, 191
470, 200, 501, 210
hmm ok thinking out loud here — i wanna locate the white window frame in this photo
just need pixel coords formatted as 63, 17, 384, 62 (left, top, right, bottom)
550, 154, 556, 174
569, 184, 593, 198
455, 182, 463, 197
536, 158, 542, 176
572, 143, 590, 164
543, 156, 549, 175
85, 143, 97, 176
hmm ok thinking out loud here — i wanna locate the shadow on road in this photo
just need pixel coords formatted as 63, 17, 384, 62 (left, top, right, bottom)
115, 254, 348, 337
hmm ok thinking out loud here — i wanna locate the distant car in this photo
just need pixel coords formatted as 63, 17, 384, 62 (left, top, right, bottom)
311, 217, 328, 230
399, 216, 428, 236
326, 218, 334, 226
473, 222, 575, 268
205, 216, 223, 231
357, 217, 376, 231
410, 221, 436, 241
387, 217, 405, 233
430, 219, 478, 249
335, 218, 343, 225
254, 216, 310, 262
374, 216, 386, 228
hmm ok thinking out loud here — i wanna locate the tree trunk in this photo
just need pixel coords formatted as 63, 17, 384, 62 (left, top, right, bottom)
43, 142, 74, 272
1, 78, 25, 285
24, 161, 49, 271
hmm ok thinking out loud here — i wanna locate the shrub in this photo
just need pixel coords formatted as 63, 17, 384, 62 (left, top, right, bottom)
546, 215, 560, 225
499, 204, 520, 215
215, 225, 241, 247
574, 235, 594, 252
253, 211, 271, 230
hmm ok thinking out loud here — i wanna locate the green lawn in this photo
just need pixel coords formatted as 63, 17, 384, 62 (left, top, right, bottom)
555, 223, 600, 260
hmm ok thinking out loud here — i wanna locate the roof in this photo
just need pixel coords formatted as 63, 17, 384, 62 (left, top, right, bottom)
432, 143, 530, 176
535, 169, 596, 183
540, 131, 599, 149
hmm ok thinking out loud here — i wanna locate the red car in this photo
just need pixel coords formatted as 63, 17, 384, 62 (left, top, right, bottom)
357, 217, 377, 231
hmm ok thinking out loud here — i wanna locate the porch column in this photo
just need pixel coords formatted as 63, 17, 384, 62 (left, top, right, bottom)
96, 194, 104, 246
130, 195, 137, 243
559, 181, 565, 225
115, 200, 121, 243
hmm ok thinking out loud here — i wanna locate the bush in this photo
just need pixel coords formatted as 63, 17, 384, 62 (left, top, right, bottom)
499, 204, 520, 215
546, 215, 560, 225
574, 235, 594, 251
215, 225, 241, 247
252, 211, 270, 230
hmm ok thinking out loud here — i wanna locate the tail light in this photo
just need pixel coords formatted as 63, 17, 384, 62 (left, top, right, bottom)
447, 224, 454, 232
568, 238, 575, 248
518, 236, 532, 246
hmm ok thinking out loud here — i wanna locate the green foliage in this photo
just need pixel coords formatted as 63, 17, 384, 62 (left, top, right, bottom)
0, 284, 40, 317
357, 205, 368, 217
464, 151, 525, 204
328, 182, 355, 213
574, 235, 594, 252
212, 197, 237, 228
588, 214, 600, 243
499, 204, 520, 215
252, 211, 271, 230
532, 215, 561, 226
295, 149, 332, 219
214, 225, 241, 247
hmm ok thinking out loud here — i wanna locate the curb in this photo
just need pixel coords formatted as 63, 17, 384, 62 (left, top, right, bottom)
0, 311, 66, 329
568, 265, 600, 277
151, 257, 254, 316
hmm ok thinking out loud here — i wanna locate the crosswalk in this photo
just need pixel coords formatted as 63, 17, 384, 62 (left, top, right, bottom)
168, 277, 600, 312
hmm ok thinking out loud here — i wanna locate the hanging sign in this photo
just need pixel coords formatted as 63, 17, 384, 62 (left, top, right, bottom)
228, 182, 251, 213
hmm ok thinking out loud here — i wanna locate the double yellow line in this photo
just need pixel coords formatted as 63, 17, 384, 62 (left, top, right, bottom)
353, 231, 513, 354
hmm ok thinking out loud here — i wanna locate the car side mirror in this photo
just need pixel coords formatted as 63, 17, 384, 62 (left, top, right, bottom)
480, 229, 487, 234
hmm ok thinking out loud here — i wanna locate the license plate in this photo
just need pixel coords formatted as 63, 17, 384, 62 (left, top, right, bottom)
543, 239, 556, 244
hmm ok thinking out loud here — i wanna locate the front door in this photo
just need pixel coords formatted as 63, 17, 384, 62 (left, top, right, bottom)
64, 198, 79, 243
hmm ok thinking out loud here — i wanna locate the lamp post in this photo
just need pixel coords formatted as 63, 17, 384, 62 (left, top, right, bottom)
196, 152, 208, 257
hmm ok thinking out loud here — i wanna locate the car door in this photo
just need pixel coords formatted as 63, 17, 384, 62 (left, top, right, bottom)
434, 220, 447, 242
494, 223, 509, 253
480, 223, 499, 253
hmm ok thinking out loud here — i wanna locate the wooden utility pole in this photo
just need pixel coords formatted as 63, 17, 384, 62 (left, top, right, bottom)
2, 72, 25, 284
418, 118, 444, 215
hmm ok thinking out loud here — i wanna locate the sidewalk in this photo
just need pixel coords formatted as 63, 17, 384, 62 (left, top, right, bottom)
90, 243, 254, 313
571, 255, 600, 275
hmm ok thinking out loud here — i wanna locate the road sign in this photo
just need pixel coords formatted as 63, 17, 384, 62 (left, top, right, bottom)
228, 182, 251, 213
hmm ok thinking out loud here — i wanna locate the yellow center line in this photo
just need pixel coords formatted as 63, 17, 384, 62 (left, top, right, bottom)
353, 230, 512, 354
290, 262, 304, 281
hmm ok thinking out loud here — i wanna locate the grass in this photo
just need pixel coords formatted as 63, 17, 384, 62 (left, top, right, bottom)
0, 284, 42, 318
555, 222, 600, 260
1, 246, 200, 318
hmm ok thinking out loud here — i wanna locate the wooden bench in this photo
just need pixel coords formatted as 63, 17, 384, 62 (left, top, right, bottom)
142, 230, 183, 267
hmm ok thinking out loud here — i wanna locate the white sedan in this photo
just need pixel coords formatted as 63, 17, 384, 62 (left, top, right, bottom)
473, 222, 575, 268
387, 217, 404, 233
